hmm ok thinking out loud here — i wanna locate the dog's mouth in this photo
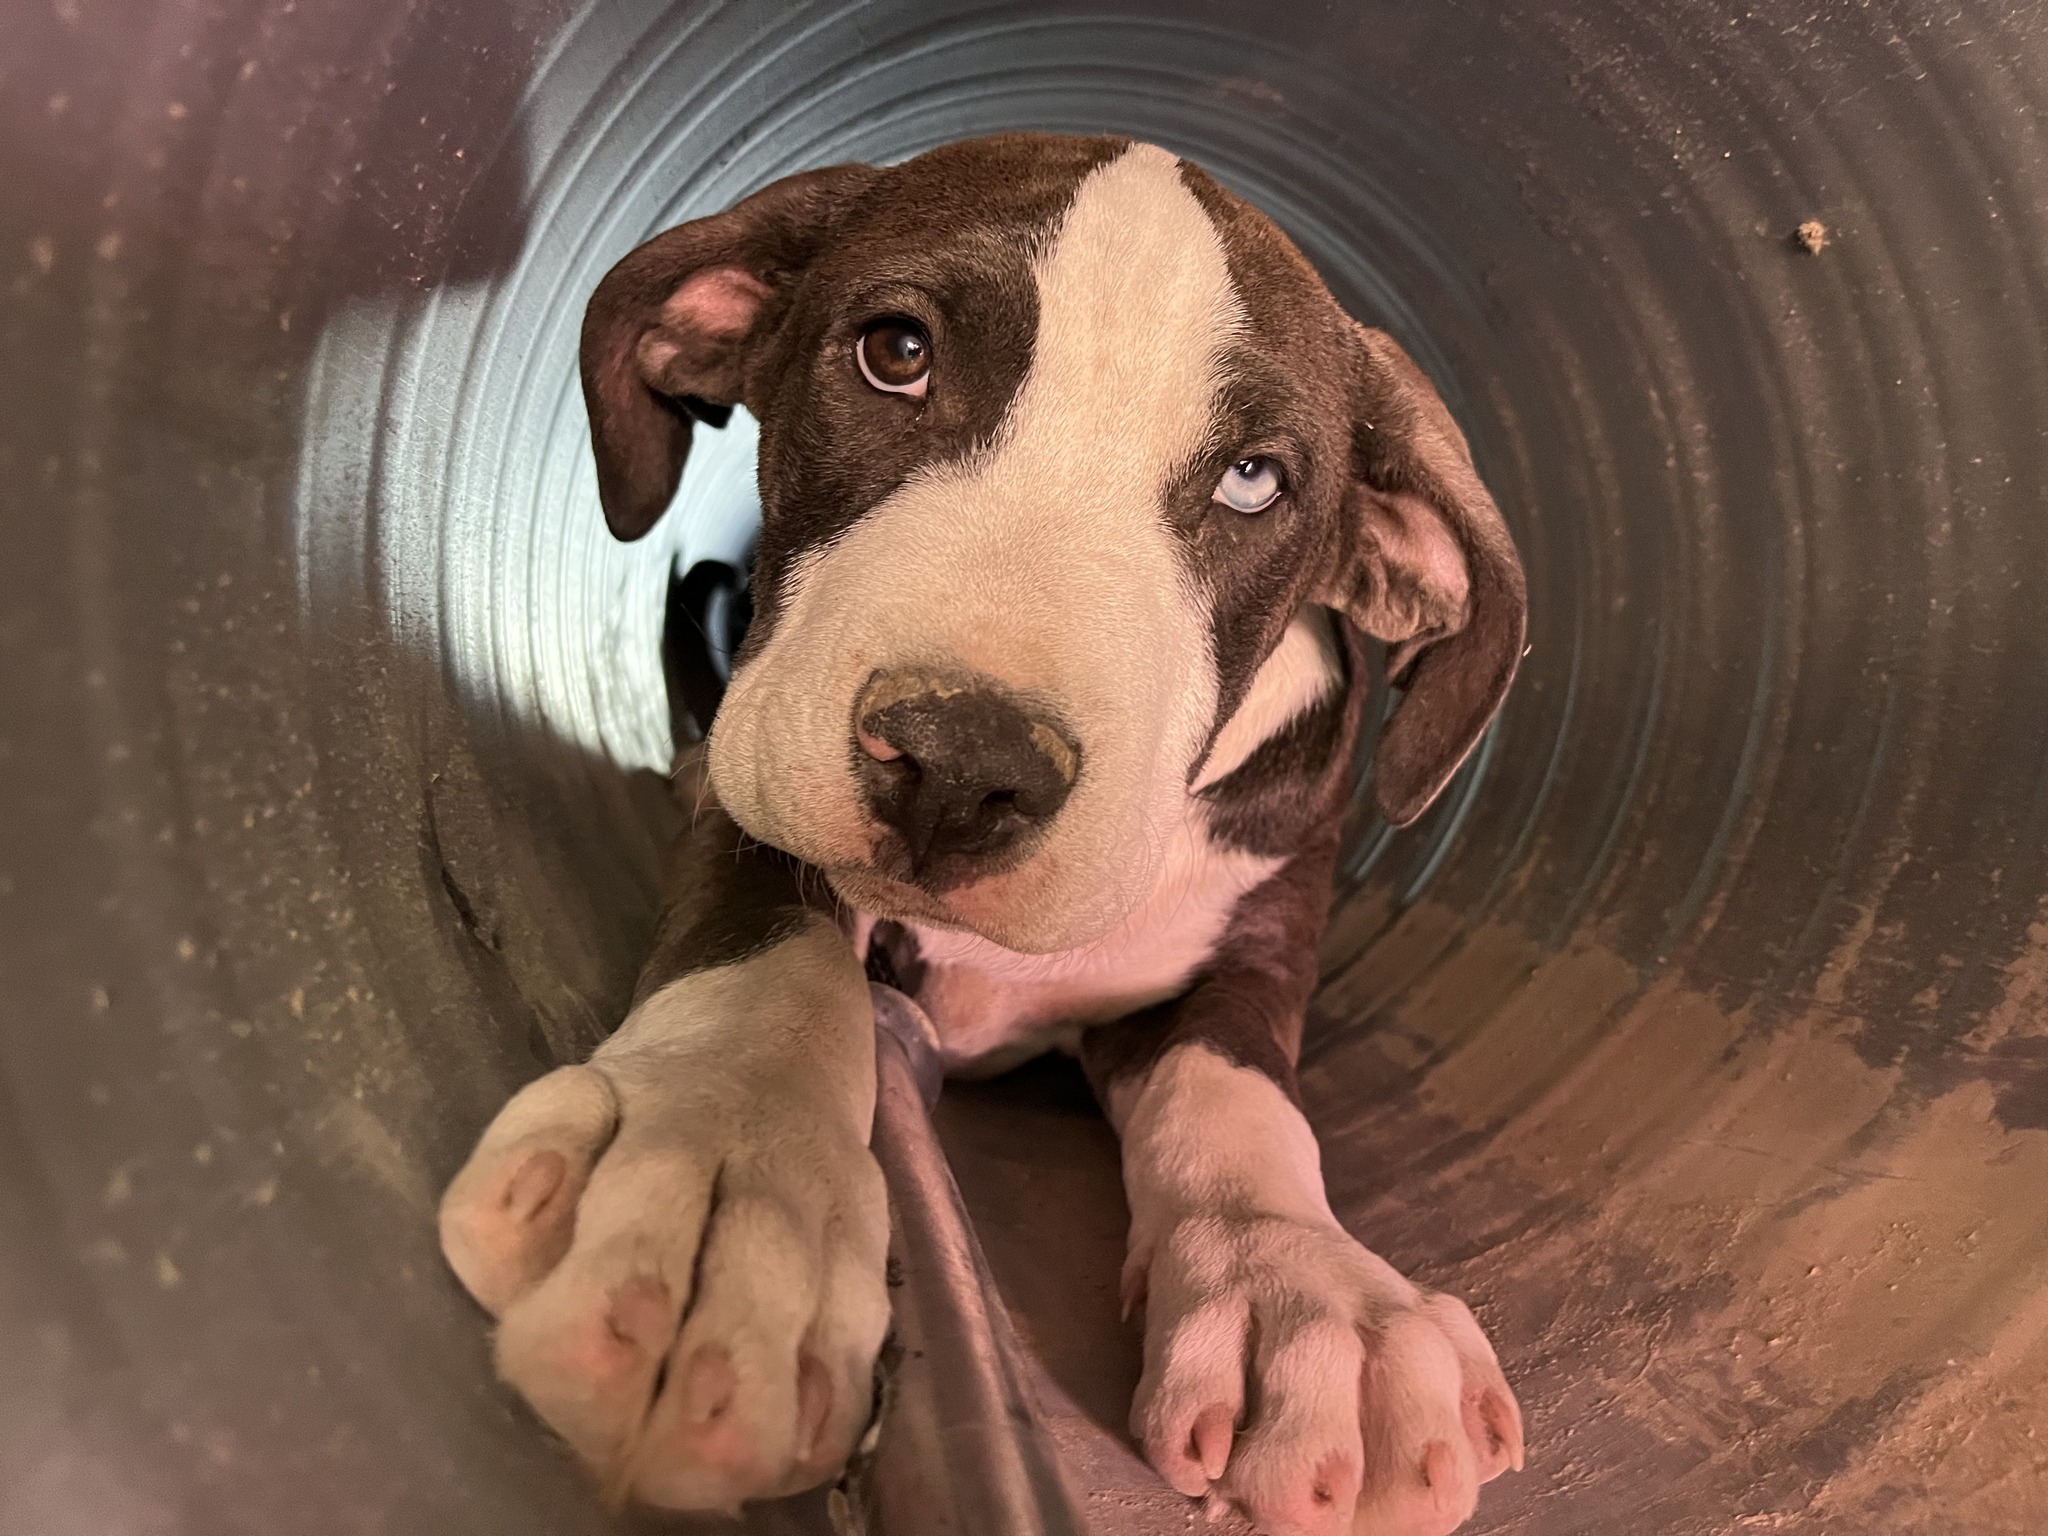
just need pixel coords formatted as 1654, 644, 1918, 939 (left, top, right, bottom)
824, 865, 969, 932
824, 848, 1145, 957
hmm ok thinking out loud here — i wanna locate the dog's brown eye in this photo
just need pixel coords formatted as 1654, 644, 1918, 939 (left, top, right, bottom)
856, 319, 931, 398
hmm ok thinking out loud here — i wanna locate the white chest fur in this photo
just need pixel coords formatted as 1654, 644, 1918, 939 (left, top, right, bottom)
850, 608, 1343, 1076
880, 815, 1282, 1075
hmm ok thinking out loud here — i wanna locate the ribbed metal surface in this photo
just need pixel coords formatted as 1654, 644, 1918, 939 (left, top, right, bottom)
3, 2, 2046, 1532
848, 985, 1087, 1536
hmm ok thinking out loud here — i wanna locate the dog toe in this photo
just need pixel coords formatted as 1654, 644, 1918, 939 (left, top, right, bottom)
438, 1065, 620, 1316
1219, 1317, 1365, 1536
1133, 1287, 1252, 1497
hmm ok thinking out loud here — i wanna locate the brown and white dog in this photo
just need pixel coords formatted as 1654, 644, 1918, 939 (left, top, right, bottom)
438, 134, 1528, 1536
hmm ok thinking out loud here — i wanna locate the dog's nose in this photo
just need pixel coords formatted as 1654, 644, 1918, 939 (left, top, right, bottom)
854, 669, 1080, 873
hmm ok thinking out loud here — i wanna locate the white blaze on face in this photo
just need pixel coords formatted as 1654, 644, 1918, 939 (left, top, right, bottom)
709, 143, 1242, 953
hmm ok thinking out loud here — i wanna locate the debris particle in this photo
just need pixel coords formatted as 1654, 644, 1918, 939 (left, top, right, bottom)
155, 1252, 181, 1289
1794, 219, 1829, 254
29, 235, 54, 274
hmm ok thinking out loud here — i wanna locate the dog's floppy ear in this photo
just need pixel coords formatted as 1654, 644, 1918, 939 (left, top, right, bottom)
1317, 325, 1528, 828
579, 163, 881, 540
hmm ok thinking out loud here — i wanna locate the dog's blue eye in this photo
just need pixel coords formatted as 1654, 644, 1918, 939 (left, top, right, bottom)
1212, 456, 1284, 513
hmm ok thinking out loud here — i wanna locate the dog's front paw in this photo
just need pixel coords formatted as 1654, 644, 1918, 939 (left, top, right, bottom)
437, 1036, 890, 1513
1129, 1213, 1522, 1536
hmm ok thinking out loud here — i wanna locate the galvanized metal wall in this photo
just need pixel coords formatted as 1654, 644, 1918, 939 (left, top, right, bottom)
4, 3, 2045, 1532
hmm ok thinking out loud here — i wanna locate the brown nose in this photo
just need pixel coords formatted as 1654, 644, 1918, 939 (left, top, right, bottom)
853, 669, 1080, 876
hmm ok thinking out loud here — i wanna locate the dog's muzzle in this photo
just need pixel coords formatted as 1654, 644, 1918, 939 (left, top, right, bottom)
853, 667, 1080, 884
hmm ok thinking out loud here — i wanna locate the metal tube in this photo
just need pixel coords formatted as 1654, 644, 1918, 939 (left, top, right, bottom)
831, 986, 1089, 1536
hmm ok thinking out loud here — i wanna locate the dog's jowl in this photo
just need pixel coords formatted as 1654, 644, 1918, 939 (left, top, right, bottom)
440, 134, 1528, 1535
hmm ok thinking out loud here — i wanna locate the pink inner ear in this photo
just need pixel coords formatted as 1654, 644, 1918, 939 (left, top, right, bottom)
663, 265, 772, 339
1365, 490, 1471, 622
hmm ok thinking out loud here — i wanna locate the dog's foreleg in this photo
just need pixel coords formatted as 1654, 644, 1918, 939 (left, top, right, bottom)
439, 772, 888, 1512
1083, 841, 1523, 1536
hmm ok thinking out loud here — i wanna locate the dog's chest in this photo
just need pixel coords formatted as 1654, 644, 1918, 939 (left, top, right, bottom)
856, 812, 1281, 1077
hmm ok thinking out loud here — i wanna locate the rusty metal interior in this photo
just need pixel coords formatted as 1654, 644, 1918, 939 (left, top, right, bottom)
5, 2, 2047, 1533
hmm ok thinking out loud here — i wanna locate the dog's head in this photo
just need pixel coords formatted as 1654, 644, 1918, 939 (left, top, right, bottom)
583, 135, 1525, 953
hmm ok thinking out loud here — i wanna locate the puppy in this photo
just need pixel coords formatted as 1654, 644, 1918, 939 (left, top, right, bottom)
439, 133, 1527, 1536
